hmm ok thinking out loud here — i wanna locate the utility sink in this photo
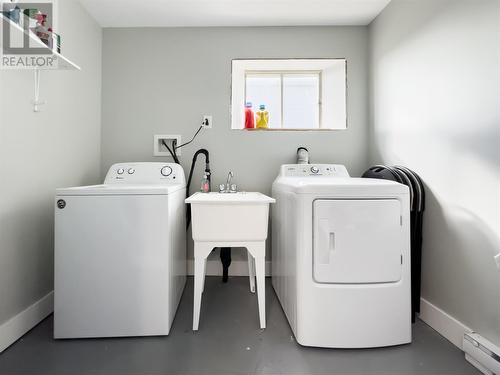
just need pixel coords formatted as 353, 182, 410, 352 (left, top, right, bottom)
187, 191, 275, 330
186, 192, 275, 242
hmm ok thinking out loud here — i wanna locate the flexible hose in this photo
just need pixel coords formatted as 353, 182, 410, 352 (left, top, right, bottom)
186, 149, 210, 229
162, 139, 180, 164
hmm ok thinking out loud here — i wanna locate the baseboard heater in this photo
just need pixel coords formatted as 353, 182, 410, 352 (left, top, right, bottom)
463, 332, 500, 375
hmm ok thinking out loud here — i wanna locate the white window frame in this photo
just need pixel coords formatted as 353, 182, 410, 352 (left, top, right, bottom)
231, 59, 347, 130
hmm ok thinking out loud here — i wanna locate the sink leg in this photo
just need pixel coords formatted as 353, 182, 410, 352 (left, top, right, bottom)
201, 258, 207, 293
193, 256, 205, 331
247, 252, 256, 293
220, 247, 232, 283
247, 242, 266, 329
193, 242, 212, 331
255, 255, 266, 329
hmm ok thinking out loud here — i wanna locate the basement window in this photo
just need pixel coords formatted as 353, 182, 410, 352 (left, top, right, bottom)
231, 59, 347, 130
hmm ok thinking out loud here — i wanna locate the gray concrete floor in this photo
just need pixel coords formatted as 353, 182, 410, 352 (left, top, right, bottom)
0, 277, 479, 375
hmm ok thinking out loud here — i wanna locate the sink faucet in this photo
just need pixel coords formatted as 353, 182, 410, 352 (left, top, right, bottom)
219, 171, 237, 193
226, 171, 234, 187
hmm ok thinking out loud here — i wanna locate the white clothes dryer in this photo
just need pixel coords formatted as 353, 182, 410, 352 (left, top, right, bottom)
272, 164, 411, 348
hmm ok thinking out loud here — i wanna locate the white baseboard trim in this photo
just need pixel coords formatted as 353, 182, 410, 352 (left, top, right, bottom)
0, 291, 54, 353
419, 297, 472, 350
187, 260, 272, 277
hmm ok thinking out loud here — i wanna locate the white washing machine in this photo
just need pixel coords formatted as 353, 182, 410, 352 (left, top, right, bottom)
272, 164, 411, 348
54, 162, 186, 339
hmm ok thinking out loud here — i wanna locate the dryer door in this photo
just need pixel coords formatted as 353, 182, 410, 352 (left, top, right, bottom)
313, 199, 403, 284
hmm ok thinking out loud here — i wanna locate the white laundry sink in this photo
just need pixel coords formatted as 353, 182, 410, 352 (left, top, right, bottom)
186, 192, 275, 242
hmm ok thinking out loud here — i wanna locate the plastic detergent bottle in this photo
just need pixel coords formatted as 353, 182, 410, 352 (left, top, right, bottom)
201, 172, 210, 193
244, 102, 255, 129
255, 104, 269, 129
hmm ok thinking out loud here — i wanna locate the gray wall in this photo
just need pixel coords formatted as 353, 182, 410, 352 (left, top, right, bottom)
101, 26, 370, 260
370, 0, 500, 344
0, 0, 102, 326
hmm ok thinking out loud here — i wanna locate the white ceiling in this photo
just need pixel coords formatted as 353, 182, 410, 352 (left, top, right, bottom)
79, 0, 391, 28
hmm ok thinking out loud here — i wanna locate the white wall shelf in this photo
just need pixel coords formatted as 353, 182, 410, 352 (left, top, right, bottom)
1, 13, 80, 111
1, 14, 80, 70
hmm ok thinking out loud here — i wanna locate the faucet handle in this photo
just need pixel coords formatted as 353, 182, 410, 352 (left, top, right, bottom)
230, 184, 237, 193
219, 184, 226, 193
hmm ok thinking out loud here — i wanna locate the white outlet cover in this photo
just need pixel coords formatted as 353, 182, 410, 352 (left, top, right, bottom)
154, 134, 182, 157
494, 253, 500, 271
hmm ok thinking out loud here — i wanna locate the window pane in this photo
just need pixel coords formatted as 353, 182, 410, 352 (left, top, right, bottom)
245, 74, 282, 129
283, 74, 319, 129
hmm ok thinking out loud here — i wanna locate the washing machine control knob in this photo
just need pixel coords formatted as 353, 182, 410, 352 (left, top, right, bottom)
310, 166, 319, 174
161, 166, 172, 177
128, 168, 135, 174
117, 168, 125, 175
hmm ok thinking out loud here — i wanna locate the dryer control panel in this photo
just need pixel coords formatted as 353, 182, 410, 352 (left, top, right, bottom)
104, 162, 186, 185
281, 164, 350, 178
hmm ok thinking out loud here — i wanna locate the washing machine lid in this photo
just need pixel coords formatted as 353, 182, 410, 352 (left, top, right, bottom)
56, 184, 184, 196
57, 162, 187, 196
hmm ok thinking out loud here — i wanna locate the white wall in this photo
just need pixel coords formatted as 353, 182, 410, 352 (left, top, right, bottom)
0, 0, 102, 344
370, 0, 500, 344
101, 26, 369, 262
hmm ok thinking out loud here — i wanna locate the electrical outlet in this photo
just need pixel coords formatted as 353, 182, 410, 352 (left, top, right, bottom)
494, 253, 500, 271
202, 115, 213, 129
153, 135, 182, 157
